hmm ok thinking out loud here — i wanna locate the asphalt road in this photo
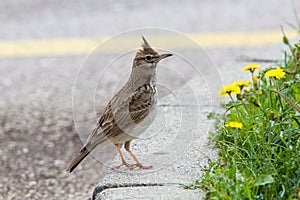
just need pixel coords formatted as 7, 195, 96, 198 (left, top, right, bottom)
0, 1, 299, 199
1, 0, 299, 39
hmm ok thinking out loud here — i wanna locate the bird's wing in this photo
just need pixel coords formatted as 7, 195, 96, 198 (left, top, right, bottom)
128, 84, 155, 124
83, 84, 155, 148
103, 83, 155, 129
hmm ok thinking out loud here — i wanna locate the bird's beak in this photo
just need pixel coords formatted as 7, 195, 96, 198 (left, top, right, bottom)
159, 53, 173, 61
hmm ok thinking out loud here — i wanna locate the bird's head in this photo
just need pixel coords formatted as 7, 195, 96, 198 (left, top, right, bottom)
133, 36, 172, 69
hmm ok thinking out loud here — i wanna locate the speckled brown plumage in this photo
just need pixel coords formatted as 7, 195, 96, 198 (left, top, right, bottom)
66, 36, 172, 172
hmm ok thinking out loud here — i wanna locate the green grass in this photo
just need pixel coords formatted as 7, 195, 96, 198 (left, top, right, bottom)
186, 35, 300, 199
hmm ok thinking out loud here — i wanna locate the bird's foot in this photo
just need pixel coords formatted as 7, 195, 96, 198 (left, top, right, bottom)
111, 161, 133, 170
128, 163, 152, 170
111, 162, 152, 170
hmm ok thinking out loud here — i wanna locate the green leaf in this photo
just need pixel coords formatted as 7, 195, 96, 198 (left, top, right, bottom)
254, 174, 275, 186
207, 112, 216, 119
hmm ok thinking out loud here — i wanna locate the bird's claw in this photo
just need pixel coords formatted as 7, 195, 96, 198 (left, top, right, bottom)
111, 161, 132, 170
111, 162, 152, 170
128, 163, 152, 170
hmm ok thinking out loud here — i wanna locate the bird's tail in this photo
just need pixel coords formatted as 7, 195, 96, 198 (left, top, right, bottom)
66, 146, 90, 173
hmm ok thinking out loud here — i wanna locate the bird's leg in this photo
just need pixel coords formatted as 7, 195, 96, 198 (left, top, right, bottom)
111, 144, 132, 170
124, 141, 152, 170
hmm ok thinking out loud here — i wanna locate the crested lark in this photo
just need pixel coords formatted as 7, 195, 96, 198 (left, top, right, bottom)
66, 36, 172, 172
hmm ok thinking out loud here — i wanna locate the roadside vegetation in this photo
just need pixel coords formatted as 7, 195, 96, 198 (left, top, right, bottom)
186, 29, 300, 199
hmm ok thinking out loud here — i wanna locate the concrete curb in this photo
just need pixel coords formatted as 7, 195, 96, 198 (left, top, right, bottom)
91, 77, 220, 200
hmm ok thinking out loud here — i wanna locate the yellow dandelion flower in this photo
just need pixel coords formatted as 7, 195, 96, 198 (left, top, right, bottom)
265, 67, 286, 79
234, 80, 251, 87
242, 64, 262, 73
219, 84, 241, 97
225, 121, 243, 129
252, 76, 258, 84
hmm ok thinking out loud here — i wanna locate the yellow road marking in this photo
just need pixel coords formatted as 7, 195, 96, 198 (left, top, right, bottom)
0, 30, 297, 58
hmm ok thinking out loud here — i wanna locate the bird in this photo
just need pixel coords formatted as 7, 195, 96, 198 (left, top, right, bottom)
66, 36, 172, 172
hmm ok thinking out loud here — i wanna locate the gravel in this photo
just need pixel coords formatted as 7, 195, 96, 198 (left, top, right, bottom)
0, 56, 107, 200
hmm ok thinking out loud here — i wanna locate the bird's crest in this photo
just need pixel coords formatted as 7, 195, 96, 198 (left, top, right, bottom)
132, 36, 161, 67
138, 36, 158, 55
142, 36, 151, 49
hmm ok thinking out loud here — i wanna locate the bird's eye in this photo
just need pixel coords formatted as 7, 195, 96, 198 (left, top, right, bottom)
145, 55, 153, 61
